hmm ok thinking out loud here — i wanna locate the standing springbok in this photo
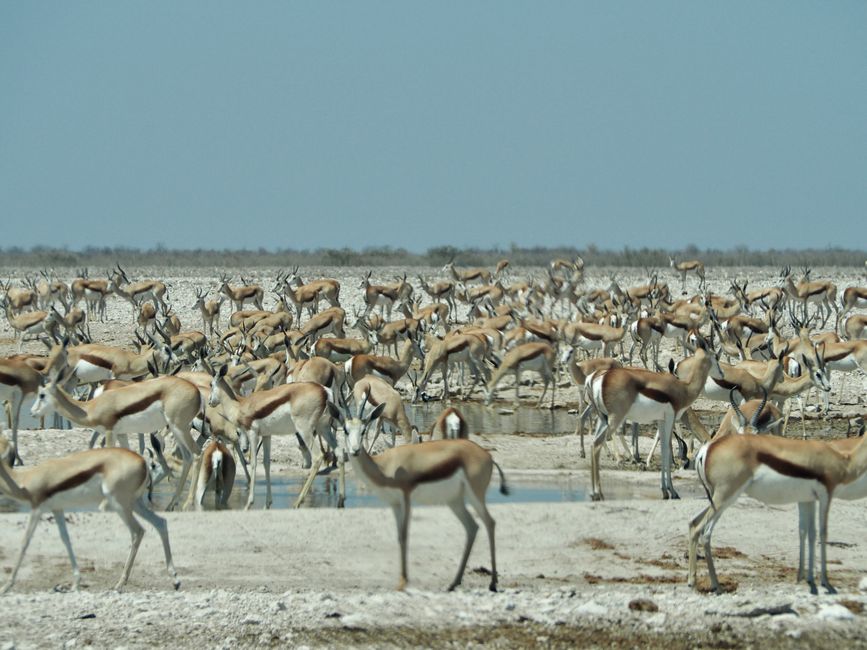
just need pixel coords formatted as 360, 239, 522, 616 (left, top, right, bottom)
429, 406, 469, 440
208, 364, 333, 509
192, 289, 223, 335
484, 342, 556, 408
360, 271, 400, 320
442, 260, 492, 285
689, 429, 867, 594
284, 267, 341, 313
587, 341, 723, 500
333, 393, 507, 592
837, 285, 867, 332
414, 333, 491, 402
669, 256, 706, 293
0, 358, 43, 464
781, 266, 837, 326
193, 438, 236, 510
0, 435, 180, 593
219, 274, 264, 312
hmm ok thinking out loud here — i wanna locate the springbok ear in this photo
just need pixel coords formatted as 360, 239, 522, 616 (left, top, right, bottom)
668, 358, 675, 374
368, 402, 387, 422
218, 364, 228, 378
326, 401, 343, 423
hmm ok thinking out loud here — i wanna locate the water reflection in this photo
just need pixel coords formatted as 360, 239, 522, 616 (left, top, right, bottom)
0, 472, 703, 513
408, 402, 578, 436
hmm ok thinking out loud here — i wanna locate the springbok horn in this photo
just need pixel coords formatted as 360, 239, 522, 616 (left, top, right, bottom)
729, 388, 748, 429
751, 387, 768, 430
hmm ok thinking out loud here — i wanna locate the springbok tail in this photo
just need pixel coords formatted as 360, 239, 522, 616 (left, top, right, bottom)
493, 461, 510, 496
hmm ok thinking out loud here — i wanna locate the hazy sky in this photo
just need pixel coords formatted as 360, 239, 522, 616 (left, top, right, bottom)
1, 3, 865, 252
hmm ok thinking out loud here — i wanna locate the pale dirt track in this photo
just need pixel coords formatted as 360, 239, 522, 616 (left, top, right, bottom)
0, 265, 866, 648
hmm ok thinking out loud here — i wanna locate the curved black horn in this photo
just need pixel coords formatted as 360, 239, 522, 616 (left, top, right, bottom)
729, 388, 748, 429
751, 387, 768, 430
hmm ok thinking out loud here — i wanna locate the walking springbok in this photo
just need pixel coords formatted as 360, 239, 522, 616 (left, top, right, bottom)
30, 368, 202, 511
332, 393, 507, 592
0, 436, 180, 593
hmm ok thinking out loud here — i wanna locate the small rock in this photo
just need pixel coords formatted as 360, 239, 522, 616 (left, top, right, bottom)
241, 616, 262, 625
816, 604, 855, 622
2, 642, 16, 650
628, 598, 659, 613
576, 601, 608, 617
77, 613, 96, 620
858, 576, 867, 592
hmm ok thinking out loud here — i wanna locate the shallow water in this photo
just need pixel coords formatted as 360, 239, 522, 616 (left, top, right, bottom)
0, 470, 703, 513
409, 401, 578, 436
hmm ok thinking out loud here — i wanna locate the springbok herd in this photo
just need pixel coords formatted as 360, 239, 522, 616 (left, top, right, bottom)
0, 257, 866, 596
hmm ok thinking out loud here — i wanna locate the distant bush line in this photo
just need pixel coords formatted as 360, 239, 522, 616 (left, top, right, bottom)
0, 245, 864, 269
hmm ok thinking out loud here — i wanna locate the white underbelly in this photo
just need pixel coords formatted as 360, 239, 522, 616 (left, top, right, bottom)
0, 384, 23, 403
577, 338, 603, 351
357, 471, 469, 507
113, 402, 167, 434
663, 324, 685, 339
411, 473, 468, 505
746, 465, 827, 504
75, 360, 113, 383
623, 393, 674, 424
257, 410, 298, 436
828, 358, 858, 372
42, 475, 105, 509
703, 379, 740, 402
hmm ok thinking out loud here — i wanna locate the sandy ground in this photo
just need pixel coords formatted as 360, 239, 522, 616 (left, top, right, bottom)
0, 265, 866, 648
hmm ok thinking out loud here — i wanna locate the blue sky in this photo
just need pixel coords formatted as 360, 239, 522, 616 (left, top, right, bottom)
1, 2, 865, 252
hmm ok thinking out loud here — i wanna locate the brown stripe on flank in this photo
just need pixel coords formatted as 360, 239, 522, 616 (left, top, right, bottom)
43, 465, 103, 500
521, 347, 546, 361
110, 392, 163, 424
756, 451, 829, 490
638, 386, 673, 404
247, 394, 292, 422
80, 355, 114, 370
823, 350, 853, 363
409, 456, 463, 486
449, 340, 469, 354
711, 377, 739, 391
0, 372, 19, 386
